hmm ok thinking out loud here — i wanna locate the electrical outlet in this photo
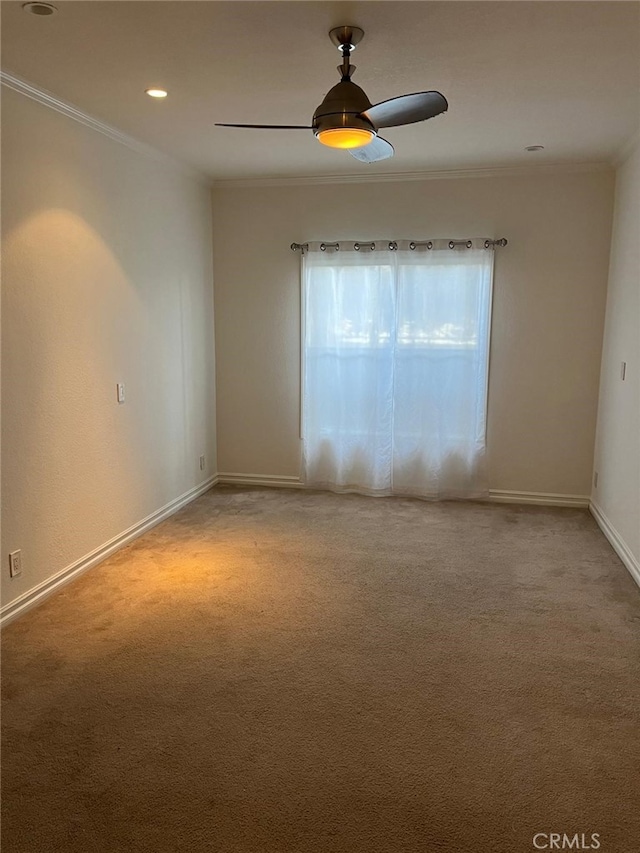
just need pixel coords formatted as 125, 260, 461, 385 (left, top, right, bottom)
117, 383, 125, 403
199, 455, 206, 471
9, 550, 22, 578
594, 472, 598, 489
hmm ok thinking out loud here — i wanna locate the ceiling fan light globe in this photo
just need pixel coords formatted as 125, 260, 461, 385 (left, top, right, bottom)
314, 110, 376, 150
317, 127, 374, 149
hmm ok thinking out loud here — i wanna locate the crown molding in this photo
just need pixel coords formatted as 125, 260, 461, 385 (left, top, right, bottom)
211, 160, 613, 190
1, 70, 211, 187
2, 70, 617, 191
612, 128, 640, 169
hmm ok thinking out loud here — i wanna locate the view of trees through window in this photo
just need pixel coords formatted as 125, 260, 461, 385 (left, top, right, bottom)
306, 263, 482, 349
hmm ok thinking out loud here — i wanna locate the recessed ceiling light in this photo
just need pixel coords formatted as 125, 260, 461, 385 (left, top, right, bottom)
145, 88, 168, 99
22, 2, 57, 15
525, 145, 545, 152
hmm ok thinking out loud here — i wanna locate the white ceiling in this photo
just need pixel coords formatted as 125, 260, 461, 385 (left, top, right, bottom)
2, 1, 639, 182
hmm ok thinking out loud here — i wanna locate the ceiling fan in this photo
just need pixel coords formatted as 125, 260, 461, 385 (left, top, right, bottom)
215, 25, 448, 163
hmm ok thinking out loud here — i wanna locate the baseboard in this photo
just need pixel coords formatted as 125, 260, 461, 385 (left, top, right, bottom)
488, 489, 590, 508
1, 475, 218, 627
217, 472, 305, 489
590, 501, 640, 589
216, 476, 588, 508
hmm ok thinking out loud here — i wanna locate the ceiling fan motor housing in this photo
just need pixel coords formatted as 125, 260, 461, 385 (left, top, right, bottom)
214, 22, 446, 161
313, 80, 375, 136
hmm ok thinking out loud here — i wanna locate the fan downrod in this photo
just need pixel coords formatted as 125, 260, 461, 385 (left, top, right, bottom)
329, 26, 364, 52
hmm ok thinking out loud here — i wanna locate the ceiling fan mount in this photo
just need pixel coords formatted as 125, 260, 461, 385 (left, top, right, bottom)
328, 25, 365, 52
215, 24, 448, 164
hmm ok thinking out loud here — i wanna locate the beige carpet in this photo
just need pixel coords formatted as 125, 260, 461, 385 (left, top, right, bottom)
2, 486, 639, 853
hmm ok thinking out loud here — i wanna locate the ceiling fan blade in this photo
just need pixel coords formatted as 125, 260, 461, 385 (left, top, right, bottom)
361, 91, 448, 128
215, 123, 312, 130
349, 136, 394, 163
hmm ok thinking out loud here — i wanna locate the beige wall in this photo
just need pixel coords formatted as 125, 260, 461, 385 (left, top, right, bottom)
212, 170, 614, 496
1, 88, 216, 611
593, 141, 640, 570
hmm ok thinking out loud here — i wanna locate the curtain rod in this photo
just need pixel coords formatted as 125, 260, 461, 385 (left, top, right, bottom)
291, 238, 507, 253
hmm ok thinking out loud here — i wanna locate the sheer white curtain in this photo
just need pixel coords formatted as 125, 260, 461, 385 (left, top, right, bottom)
302, 240, 494, 499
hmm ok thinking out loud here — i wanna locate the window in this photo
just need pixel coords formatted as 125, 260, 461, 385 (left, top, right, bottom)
302, 240, 494, 499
